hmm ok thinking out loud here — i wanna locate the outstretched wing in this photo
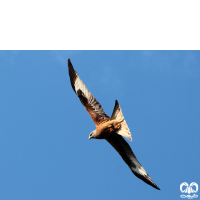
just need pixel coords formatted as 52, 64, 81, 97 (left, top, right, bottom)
68, 59, 110, 125
106, 134, 160, 190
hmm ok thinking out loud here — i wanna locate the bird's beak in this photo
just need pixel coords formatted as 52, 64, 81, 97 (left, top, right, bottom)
88, 135, 91, 140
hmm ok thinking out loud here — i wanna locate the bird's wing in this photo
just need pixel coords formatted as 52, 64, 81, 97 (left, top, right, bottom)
106, 134, 160, 190
68, 59, 110, 125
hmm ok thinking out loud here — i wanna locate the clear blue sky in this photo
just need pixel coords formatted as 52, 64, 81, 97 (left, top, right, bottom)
0, 51, 199, 200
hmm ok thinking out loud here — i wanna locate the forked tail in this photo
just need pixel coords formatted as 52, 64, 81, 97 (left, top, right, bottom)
111, 100, 132, 141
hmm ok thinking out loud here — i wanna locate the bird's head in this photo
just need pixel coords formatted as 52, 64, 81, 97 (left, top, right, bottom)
89, 130, 97, 140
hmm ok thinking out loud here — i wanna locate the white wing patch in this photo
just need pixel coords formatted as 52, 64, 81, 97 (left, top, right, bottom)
131, 165, 148, 176
74, 76, 90, 97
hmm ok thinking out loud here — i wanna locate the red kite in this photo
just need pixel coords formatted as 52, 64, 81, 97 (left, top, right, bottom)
68, 59, 160, 190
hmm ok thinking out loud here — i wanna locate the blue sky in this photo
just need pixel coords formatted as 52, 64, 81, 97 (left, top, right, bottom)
0, 51, 199, 200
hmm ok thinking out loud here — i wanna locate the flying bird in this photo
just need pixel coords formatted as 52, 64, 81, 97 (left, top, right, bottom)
68, 59, 160, 190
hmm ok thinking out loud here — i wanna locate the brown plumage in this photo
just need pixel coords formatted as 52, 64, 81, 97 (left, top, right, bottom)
68, 59, 160, 190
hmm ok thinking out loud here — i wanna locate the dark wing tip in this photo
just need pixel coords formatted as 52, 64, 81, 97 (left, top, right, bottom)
154, 185, 160, 190
68, 58, 71, 66
133, 172, 160, 190
151, 182, 160, 190
68, 59, 77, 92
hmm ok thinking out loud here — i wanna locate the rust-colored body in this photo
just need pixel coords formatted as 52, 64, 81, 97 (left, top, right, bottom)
95, 119, 121, 139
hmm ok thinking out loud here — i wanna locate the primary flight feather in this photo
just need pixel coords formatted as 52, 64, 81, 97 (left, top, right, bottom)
68, 59, 160, 190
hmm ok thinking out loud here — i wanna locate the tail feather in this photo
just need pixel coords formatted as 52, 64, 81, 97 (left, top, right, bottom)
111, 100, 132, 141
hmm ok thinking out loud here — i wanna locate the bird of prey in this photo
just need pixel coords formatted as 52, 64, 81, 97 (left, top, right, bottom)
68, 59, 160, 190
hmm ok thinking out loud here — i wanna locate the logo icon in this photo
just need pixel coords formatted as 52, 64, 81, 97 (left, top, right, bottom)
180, 182, 198, 199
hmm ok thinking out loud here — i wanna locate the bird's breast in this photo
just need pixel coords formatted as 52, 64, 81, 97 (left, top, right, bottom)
96, 120, 121, 139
